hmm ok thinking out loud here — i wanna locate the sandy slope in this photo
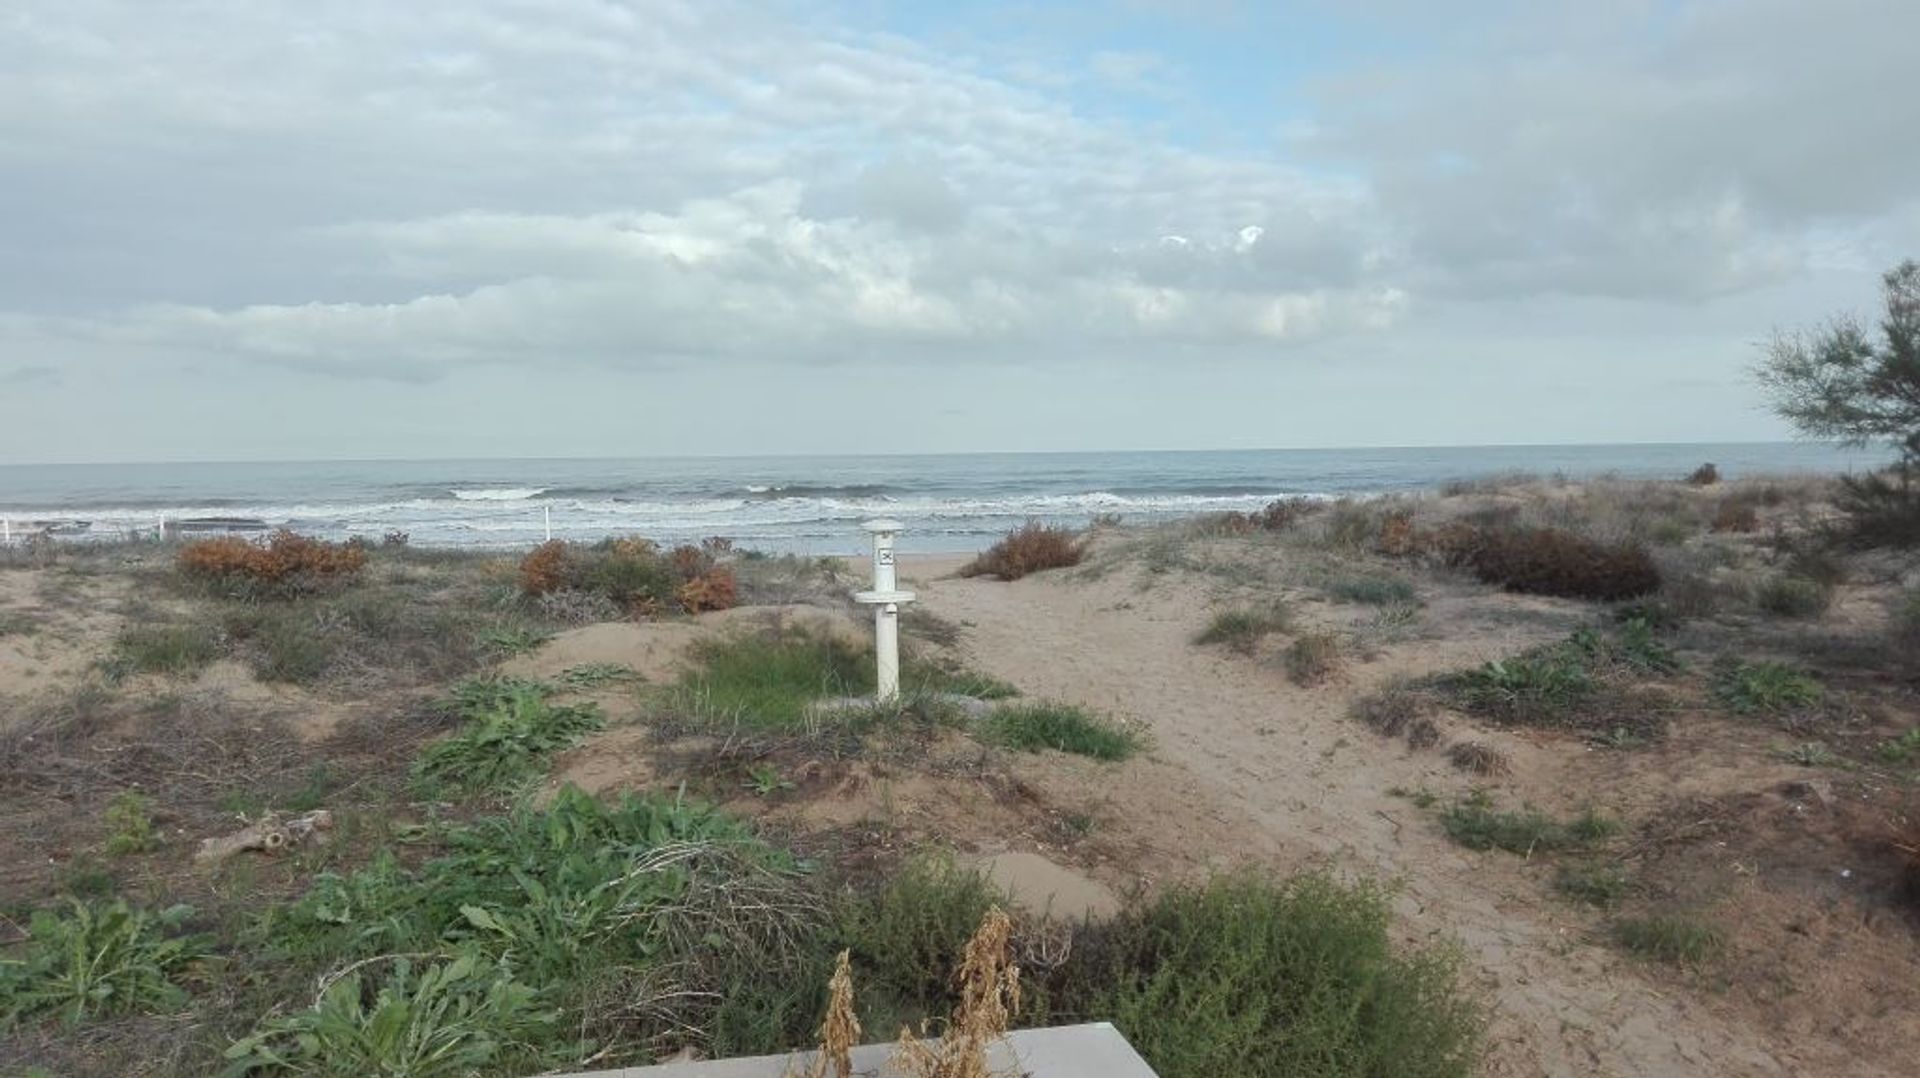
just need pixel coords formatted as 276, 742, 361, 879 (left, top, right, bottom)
906, 556, 1815, 1078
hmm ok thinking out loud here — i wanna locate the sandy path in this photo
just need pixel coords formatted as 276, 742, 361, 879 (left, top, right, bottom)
911, 560, 1809, 1078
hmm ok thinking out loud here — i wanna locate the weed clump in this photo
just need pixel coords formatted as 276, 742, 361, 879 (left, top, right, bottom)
1432, 525, 1661, 602
177, 530, 368, 599
1711, 660, 1823, 715
413, 679, 603, 794
960, 522, 1087, 581
0, 900, 210, 1027
1554, 861, 1634, 909
1686, 463, 1721, 486
223, 952, 565, 1077
982, 703, 1142, 761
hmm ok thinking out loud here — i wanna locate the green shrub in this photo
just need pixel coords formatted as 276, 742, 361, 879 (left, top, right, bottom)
477, 623, 553, 657
1711, 660, 1823, 714
1753, 576, 1832, 619
223, 952, 565, 1077
102, 791, 157, 856
837, 854, 1002, 1017
1053, 872, 1483, 1078
110, 624, 220, 677
1325, 573, 1419, 606
1194, 604, 1292, 654
982, 703, 1143, 761
1873, 727, 1920, 765
1440, 795, 1617, 855
1611, 914, 1725, 966
413, 681, 602, 794
0, 900, 210, 1027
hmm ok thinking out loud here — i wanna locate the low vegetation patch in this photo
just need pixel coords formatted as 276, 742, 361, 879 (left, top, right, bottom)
176, 530, 368, 599
1553, 861, 1635, 910
0, 900, 210, 1027
1753, 575, 1833, 619
1048, 872, 1484, 1078
1711, 660, 1824, 715
1611, 914, 1726, 967
674, 628, 871, 730
1194, 603, 1292, 655
110, 623, 220, 677
517, 536, 737, 616
982, 703, 1143, 761
224, 952, 565, 1077
1442, 620, 1678, 739
1324, 571, 1419, 606
1440, 793, 1618, 855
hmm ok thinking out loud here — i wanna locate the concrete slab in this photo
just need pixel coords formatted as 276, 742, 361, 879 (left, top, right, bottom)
561, 1023, 1157, 1077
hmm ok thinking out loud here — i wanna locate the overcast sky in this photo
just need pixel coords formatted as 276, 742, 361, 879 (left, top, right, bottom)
3, 0, 1917, 464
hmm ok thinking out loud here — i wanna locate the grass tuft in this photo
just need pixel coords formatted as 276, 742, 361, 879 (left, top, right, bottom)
982, 703, 1143, 761
1440, 794, 1618, 856
110, 624, 220, 677
1194, 603, 1292, 655
1611, 914, 1726, 966
1753, 576, 1833, 619
1553, 861, 1635, 909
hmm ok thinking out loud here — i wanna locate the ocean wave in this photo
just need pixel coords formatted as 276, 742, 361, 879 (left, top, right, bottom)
450, 487, 547, 501
742, 483, 902, 499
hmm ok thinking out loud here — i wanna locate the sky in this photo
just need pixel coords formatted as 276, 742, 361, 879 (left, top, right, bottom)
2, 0, 1917, 464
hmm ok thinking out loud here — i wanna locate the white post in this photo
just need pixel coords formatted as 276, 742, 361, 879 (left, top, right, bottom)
853, 519, 915, 704
544, 505, 552, 542
2, 517, 9, 545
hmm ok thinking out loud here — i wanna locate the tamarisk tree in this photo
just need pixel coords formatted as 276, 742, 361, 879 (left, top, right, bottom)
1757, 260, 1920, 545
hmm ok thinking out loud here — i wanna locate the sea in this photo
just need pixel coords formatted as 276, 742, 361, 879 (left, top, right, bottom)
0, 443, 1887, 555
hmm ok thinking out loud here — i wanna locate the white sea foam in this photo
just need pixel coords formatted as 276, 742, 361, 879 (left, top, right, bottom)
449, 487, 547, 501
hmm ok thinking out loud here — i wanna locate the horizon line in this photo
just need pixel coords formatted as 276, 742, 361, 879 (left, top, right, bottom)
0, 438, 1834, 470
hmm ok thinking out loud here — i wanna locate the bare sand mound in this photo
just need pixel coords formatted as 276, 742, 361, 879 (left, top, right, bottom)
977, 850, 1120, 922
501, 603, 866, 684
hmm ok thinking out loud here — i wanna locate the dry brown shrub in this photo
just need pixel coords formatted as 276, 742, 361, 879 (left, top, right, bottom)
1711, 500, 1759, 533
1686, 463, 1721, 486
1448, 741, 1511, 776
670, 543, 712, 580
517, 539, 574, 596
176, 529, 367, 596
1256, 496, 1321, 531
959, 522, 1086, 581
893, 906, 1021, 1078
807, 950, 861, 1078
676, 567, 738, 614
1431, 524, 1660, 601
1284, 631, 1344, 686
1376, 511, 1419, 556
